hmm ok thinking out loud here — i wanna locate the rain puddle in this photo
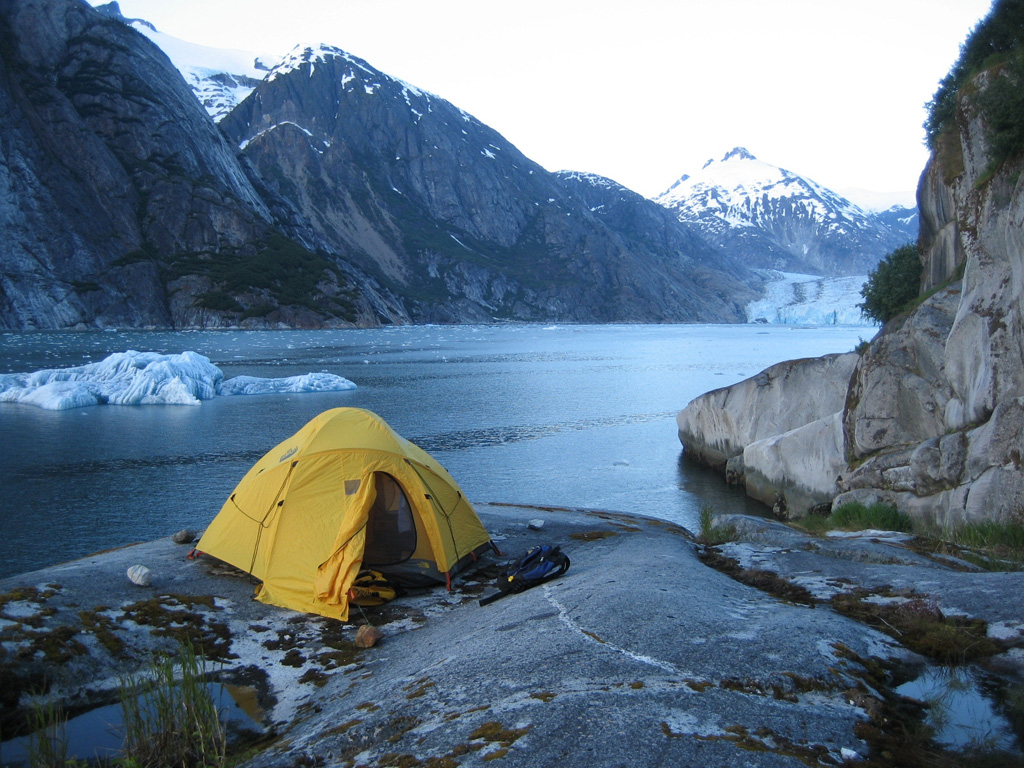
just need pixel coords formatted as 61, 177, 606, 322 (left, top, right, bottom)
0, 682, 263, 766
897, 666, 1023, 754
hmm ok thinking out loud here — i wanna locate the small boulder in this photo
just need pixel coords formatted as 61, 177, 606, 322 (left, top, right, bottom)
528, 519, 545, 530
126, 564, 152, 587
172, 529, 197, 544
355, 624, 383, 648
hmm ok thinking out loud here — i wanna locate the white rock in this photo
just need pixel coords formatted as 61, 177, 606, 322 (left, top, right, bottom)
126, 564, 152, 586
677, 352, 859, 469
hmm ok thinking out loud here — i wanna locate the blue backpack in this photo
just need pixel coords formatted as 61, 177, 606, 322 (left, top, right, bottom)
479, 544, 570, 605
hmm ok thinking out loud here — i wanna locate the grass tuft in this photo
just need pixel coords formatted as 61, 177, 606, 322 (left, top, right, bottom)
797, 502, 912, 535
25, 696, 69, 768
697, 505, 737, 545
946, 520, 1024, 568
119, 640, 226, 768
831, 590, 1001, 664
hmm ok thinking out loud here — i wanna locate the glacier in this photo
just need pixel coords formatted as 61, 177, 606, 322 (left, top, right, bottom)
0, 351, 356, 410
129, 22, 278, 122
746, 271, 877, 326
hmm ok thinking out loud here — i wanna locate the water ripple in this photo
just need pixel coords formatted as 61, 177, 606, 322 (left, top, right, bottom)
14, 449, 267, 480
412, 411, 677, 452
13, 412, 678, 478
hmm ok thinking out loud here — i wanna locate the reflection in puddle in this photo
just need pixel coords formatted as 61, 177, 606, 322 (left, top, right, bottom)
0, 682, 262, 767
897, 666, 1021, 753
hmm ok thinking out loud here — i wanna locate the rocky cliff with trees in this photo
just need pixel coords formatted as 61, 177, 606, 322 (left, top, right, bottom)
679, 0, 1024, 529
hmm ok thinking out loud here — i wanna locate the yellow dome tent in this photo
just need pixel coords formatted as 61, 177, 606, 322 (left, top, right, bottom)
197, 408, 495, 621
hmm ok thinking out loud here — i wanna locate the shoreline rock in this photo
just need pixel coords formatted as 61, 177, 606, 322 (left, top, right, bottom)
677, 56, 1024, 529
3, 504, 1021, 766
677, 352, 859, 516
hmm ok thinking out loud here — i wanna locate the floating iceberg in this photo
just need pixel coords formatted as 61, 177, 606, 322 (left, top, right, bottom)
0, 351, 356, 410
217, 372, 357, 396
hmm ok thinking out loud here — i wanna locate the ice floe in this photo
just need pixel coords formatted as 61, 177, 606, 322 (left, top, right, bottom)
0, 350, 356, 410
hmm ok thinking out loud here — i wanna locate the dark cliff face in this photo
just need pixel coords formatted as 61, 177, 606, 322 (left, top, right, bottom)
218, 45, 761, 324
0, 1, 395, 329
554, 172, 763, 319
1, 3, 759, 329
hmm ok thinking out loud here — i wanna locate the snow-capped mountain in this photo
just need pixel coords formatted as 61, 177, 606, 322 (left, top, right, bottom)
656, 148, 918, 277
216, 42, 762, 322
2, 0, 768, 330
95, 2, 277, 121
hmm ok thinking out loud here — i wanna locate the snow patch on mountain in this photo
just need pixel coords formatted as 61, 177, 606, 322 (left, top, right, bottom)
126, 22, 278, 122
659, 147, 868, 230
264, 44, 479, 136
655, 148, 918, 277
557, 171, 624, 191
746, 271, 876, 326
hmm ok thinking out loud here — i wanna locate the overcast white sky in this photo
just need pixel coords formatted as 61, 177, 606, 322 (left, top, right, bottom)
94, 0, 992, 207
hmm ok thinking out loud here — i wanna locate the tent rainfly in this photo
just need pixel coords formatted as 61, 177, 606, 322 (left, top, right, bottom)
197, 408, 495, 621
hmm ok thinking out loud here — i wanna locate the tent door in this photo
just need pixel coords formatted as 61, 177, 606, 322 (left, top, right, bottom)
363, 473, 417, 567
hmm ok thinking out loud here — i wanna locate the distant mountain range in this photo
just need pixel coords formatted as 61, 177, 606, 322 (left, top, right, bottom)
657, 148, 918, 276
0, 0, 916, 330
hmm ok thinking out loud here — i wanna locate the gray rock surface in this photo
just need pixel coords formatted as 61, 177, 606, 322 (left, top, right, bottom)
743, 411, 847, 516
678, 63, 1024, 527
676, 353, 859, 472
715, 513, 1024, 655
0, 504, 941, 767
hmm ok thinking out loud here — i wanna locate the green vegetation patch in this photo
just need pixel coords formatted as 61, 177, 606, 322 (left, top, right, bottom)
404, 677, 436, 699
831, 589, 1002, 663
119, 641, 227, 768
946, 519, 1024, 566
0, 585, 58, 612
858, 243, 923, 325
568, 530, 618, 541
119, 593, 232, 661
167, 234, 359, 320
78, 609, 125, 657
694, 724, 834, 765
469, 720, 532, 747
697, 505, 738, 545
697, 549, 816, 607
797, 501, 913, 536
925, 0, 1024, 176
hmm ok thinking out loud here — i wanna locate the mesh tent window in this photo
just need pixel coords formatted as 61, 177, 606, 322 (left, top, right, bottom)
363, 473, 417, 566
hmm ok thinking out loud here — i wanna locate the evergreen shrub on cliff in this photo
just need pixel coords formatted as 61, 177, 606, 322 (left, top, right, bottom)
976, 50, 1024, 166
858, 243, 922, 324
926, 0, 1024, 167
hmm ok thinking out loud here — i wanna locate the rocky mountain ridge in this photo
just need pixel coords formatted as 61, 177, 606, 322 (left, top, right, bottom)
678, 33, 1024, 527
219, 43, 762, 323
0, 0, 763, 330
657, 147, 918, 277
94, 1, 276, 122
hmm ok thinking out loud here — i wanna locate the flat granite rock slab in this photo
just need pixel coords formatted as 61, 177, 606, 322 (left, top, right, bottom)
0, 504, 906, 767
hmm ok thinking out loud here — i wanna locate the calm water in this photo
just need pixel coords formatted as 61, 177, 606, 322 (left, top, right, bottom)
0, 324, 868, 579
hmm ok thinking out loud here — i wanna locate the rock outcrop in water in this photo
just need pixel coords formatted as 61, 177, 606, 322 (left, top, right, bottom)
678, 30, 1024, 527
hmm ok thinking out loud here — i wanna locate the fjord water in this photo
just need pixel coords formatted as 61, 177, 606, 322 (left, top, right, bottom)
0, 324, 867, 580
